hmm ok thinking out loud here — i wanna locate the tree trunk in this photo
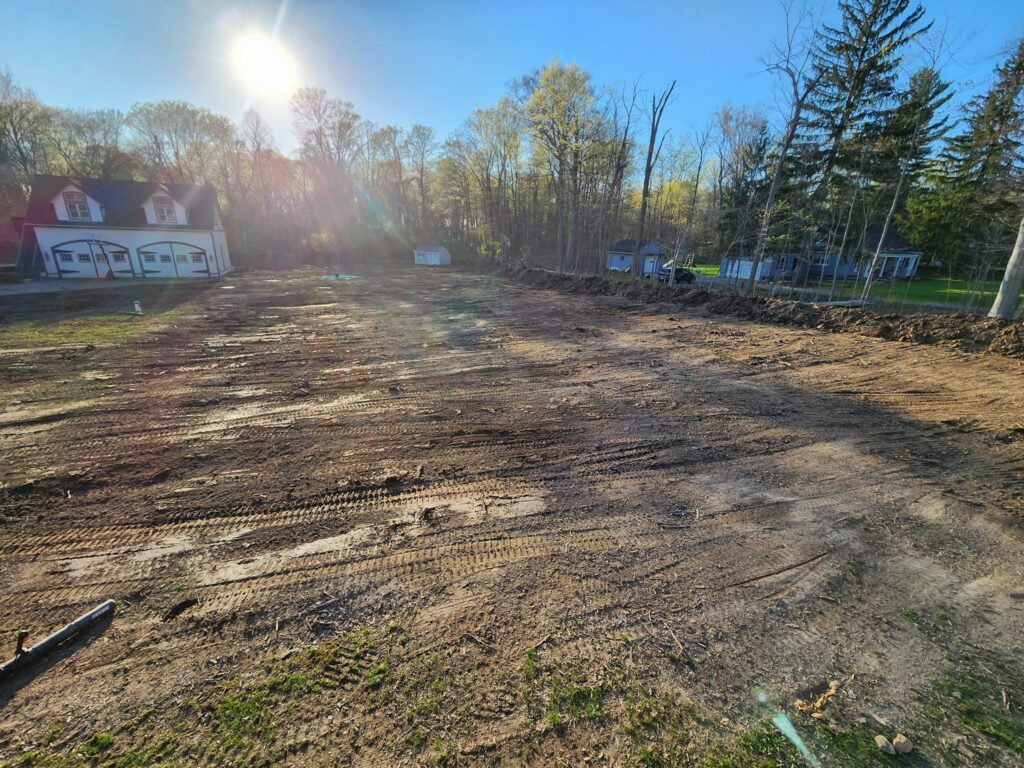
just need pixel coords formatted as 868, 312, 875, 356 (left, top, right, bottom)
860, 151, 912, 302
989, 216, 1024, 319
743, 111, 799, 297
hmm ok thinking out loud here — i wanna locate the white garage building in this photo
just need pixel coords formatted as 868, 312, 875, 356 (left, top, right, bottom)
15, 175, 232, 279
413, 244, 451, 266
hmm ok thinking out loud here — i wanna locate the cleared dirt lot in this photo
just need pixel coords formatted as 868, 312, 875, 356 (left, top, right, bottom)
1, 269, 1023, 766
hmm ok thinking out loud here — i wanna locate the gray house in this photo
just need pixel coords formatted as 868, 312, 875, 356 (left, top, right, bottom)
719, 229, 922, 283
607, 239, 668, 276
855, 229, 922, 279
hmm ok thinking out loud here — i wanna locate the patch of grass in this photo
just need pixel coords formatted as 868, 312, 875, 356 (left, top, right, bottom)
900, 607, 920, 623
622, 687, 693, 767
431, 736, 453, 766
265, 673, 317, 695
547, 672, 607, 721
700, 723, 804, 768
78, 733, 115, 759
935, 670, 1024, 757
364, 661, 390, 690
407, 726, 429, 749
0, 308, 188, 349
107, 739, 180, 767
208, 688, 275, 751
520, 649, 540, 681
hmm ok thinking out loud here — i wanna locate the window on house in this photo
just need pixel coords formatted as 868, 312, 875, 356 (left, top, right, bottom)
144, 254, 156, 263
113, 253, 127, 263
78, 253, 91, 263
176, 253, 188, 263
63, 191, 91, 220
160, 254, 172, 263
153, 196, 177, 224
58, 253, 73, 263
96, 254, 108, 263
191, 253, 203, 263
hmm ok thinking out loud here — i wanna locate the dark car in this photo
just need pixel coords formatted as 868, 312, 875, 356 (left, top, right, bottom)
656, 265, 696, 284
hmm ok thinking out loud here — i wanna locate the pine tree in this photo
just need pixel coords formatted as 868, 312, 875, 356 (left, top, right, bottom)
903, 37, 1024, 275
802, 0, 930, 188
943, 37, 1024, 267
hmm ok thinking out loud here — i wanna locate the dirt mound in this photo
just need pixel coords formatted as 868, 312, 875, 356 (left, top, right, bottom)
511, 267, 1024, 359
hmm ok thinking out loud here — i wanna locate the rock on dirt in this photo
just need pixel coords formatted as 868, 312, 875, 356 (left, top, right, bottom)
510, 267, 1024, 359
893, 733, 914, 754
875, 734, 898, 755
875, 735, 897, 755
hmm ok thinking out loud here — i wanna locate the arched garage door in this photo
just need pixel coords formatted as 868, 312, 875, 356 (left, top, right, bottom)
51, 240, 132, 278
137, 242, 211, 278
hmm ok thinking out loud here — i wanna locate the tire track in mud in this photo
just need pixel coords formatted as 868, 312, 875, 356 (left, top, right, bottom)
3, 271, 1024, 758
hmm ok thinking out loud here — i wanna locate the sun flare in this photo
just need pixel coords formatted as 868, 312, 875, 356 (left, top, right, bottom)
231, 31, 295, 97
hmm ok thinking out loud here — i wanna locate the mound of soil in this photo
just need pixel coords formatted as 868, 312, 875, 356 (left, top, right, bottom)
511, 267, 1024, 359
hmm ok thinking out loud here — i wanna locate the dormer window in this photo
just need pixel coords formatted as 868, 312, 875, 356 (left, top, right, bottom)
64, 191, 91, 221
153, 196, 177, 224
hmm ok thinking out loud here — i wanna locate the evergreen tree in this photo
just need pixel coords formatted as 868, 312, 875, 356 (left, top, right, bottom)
797, 0, 930, 194
904, 37, 1024, 273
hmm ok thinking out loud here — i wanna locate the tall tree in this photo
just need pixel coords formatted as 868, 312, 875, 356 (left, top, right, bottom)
861, 67, 951, 299
744, 0, 821, 297
633, 81, 676, 276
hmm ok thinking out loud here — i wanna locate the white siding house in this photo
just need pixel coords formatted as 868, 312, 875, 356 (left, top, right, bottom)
413, 244, 451, 266
606, 240, 668, 276
16, 176, 232, 279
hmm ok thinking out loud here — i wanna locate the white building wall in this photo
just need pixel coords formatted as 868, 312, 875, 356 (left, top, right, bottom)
51, 184, 104, 223
33, 226, 232, 279
413, 248, 451, 266
141, 193, 189, 225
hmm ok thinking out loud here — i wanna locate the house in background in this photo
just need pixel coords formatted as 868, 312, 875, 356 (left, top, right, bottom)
854, 228, 922, 280
719, 228, 923, 283
15, 175, 232, 279
413, 244, 451, 266
606, 239, 668, 276
719, 252, 800, 282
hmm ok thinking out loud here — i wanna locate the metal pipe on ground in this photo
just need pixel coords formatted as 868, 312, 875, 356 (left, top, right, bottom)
0, 600, 116, 679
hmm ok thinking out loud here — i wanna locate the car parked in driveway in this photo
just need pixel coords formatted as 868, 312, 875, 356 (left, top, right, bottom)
656, 263, 696, 284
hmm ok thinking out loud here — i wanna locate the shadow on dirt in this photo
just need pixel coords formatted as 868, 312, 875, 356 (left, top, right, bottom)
0, 610, 115, 710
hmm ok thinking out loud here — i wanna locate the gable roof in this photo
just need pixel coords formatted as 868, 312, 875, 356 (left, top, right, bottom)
608, 239, 667, 255
20, 175, 219, 231
863, 227, 920, 254
414, 244, 450, 253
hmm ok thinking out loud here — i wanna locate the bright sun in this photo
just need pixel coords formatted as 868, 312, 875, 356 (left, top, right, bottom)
231, 32, 295, 98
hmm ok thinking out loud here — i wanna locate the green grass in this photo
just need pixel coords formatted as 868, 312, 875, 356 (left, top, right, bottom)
829, 275, 1017, 307
0, 308, 188, 349
689, 263, 721, 276
932, 670, 1024, 758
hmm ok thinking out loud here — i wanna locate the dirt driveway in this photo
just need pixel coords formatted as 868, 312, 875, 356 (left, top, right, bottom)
1, 270, 1022, 766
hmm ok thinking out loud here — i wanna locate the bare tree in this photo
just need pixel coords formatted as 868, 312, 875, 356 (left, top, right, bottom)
633, 81, 676, 277
744, 0, 820, 297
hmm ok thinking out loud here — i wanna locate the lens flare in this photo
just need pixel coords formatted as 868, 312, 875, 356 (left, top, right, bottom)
231, 31, 295, 97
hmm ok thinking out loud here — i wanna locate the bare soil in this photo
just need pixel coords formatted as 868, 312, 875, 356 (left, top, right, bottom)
1, 269, 1023, 767
512, 267, 1024, 359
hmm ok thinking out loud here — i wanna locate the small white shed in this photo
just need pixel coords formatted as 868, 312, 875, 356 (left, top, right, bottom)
413, 244, 451, 266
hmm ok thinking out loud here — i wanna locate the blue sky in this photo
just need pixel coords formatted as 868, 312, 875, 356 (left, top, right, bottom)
3, 0, 1022, 153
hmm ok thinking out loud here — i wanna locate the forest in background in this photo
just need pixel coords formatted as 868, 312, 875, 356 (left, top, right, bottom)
1, 0, 1022, 306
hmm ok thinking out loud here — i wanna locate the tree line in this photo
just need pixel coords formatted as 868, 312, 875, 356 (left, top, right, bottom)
1, 0, 1022, 315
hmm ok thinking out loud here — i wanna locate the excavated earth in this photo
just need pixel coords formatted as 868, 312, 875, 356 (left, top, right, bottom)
0, 268, 1023, 767
511, 267, 1024, 359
